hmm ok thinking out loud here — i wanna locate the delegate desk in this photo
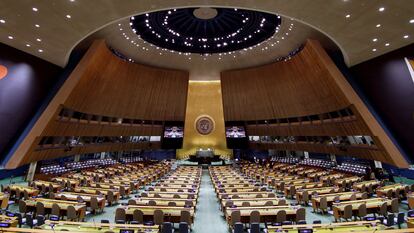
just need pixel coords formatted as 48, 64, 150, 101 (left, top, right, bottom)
25, 198, 87, 220
267, 220, 383, 233
296, 187, 341, 204
132, 197, 196, 207
72, 187, 120, 204
220, 197, 285, 209
332, 198, 393, 221
88, 183, 131, 195
225, 206, 301, 224
122, 205, 195, 224
376, 184, 408, 198
218, 191, 275, 199
6, 185, 39, 197
311, 192, 365, 212
43, 220, 159, 233
53, 192, 106, 210
353, 180, 382, 191
32, 181, 62, 193
141, 193, 197, 199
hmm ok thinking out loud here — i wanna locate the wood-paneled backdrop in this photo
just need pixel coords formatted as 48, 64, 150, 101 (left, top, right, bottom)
5, 40, 188, 168
221, 40, 409, 168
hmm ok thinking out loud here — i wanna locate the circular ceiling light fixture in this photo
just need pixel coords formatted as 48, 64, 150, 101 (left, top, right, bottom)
193, 7, 218, 20
130, 7, 281, 54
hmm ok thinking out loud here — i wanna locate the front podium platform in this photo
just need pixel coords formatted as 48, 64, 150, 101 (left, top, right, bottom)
188, 150, 223, 164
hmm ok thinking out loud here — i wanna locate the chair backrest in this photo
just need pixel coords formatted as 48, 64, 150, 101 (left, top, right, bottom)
185, 200, 193, 207
231, 211, 241, 226
250, 210, 260, 223
179, 222, 189, 233
51, 203, 60, 216
161, 222, 173, 233
386, 189, 393, 199
303, 191, 309, 202
66, 205, 77, 221
350, 193, 357, 201
115, 208, 126, 222
90, 197, 99, 210
361, 192, 368, 199
168, 202, 177, 206
379, 202, 388, 216
268, 193, 275, 198
128, 199, 137, 205
141, 192, 148, 197
265, 201, 273, 206
148, 200, 157, 206
320, 197, 328, 209
23, 190, 29, 200
358, 204, 367, 217
107, 191, 114, 203
296, 207, 306, 221
154, 210, 164, 225
391, 198, 399, 213
276, 210, 286, 223
225, 201, 233, 207
278, 199, 287, 206
18, 200, 27, 213
36, 202, 45, 216
250, 223, 260, 233
242, 202, 250, 207
232, 195, 240, 199
256, 194, 263, 198
180, 210, 191, 224
233, 222, 243, 233
133, 209, 144, 223
343, 204, 353, 219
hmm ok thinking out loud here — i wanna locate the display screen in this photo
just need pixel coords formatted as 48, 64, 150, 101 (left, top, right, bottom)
226, 126, 246, 138
163, 126, 184, 138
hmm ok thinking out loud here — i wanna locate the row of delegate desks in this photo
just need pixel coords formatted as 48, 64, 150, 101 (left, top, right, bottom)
42, 220, 159, 233
3, 162, 171, 220
118, 166, 202, 224
210, 166, 305, 225
240, 161, 409, 222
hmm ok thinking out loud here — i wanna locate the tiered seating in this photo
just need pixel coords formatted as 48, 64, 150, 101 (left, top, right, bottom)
238, 160, 409, 231
1, 161, 170, 225
115, 166, 201, 228
40, 165, 69, 175
211, 166, 306, 228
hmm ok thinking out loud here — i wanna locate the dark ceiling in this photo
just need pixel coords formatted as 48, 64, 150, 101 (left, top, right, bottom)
130, 7, 281, 54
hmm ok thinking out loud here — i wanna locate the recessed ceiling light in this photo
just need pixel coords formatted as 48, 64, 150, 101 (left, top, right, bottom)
0, 19, 5, 24
385, 43, 390, 46
38, 49, 43, 53
372, 48, 377, 52
35, 24, 40, 28
378, 7, 385, 12
36, 38, 42, 42
66, 15, 71, 19
26, 44, 31, 47
345, 14, 351, 18
376, 24, 381, 28
372, 38, 378, 42
69, 0, 75, 2
404, 35, 409, 39
410, 19, 414, 24
32, 7, 38, 12
8, 35, 13, 39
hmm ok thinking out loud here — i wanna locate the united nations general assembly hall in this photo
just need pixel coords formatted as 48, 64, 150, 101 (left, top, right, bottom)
0, 1, 414, 233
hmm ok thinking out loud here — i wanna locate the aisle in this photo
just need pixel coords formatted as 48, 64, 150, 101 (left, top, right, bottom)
192, 168, 228, 233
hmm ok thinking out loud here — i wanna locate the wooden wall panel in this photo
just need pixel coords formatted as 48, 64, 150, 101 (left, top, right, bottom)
64, 41, 188, 121
221, 42, 349, 121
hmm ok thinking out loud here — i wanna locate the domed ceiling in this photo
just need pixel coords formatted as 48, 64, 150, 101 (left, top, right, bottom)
130, 7, 281, 54
85, 7, 337, 79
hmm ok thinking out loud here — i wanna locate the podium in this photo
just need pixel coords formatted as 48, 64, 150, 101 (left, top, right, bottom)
188, 149, 221, 164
